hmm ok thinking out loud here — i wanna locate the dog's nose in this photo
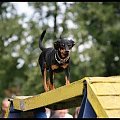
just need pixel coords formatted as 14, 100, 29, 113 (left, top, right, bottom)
65, 46, 69, 52
65, 50, 69, 53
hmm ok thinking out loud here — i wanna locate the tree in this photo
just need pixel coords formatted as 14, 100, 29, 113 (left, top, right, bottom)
67, 2, 120, 77
0, 2, 27, 102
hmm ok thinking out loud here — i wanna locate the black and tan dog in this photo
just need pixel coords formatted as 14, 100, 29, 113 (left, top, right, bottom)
38, 30, 75, 92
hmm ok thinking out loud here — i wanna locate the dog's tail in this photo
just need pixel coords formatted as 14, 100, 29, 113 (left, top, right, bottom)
39, 30, 46, 51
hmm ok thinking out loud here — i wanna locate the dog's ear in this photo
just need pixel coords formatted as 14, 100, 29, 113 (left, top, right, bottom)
54, 40, 60, 50
59, 35, 62, 39
70, 39, 75, 47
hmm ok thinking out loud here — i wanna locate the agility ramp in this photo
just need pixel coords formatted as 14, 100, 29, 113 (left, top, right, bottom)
5, 76, 120, 118
12, 78, 84, 111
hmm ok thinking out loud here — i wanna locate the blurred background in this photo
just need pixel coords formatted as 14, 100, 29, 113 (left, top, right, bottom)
0, 2, 120, 110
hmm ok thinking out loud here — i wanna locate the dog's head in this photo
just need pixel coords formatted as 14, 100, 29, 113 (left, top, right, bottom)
54, 38, 75, 58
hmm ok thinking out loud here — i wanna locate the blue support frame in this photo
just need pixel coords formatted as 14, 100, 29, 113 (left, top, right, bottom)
8, 102, 21, 118
78, 87, 97, 118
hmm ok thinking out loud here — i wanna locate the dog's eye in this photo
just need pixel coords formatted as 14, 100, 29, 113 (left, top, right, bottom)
61, 44, 65, 47
68, 44, 72, 48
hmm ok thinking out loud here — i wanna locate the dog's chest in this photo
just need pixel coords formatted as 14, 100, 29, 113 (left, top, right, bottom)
51, 64, 69, 71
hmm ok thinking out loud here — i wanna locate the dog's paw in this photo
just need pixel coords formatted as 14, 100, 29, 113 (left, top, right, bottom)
44, 86, 49, 92
66, 80, 70, 85
49, 84, 55, 90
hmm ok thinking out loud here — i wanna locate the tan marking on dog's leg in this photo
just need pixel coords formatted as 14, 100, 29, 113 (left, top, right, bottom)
65, 76, 70, 85
46, 79, 50, 90
49, 83, 55, 90
43, 67, 49, 92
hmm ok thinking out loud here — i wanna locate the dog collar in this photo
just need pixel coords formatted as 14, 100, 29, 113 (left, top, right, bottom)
55, 52, 70, 64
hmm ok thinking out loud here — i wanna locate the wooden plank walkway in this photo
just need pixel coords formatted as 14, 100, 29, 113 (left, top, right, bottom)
13, 78, 85, 111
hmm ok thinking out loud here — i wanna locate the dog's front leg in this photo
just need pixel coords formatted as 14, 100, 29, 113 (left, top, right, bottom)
65, 67, 70, 85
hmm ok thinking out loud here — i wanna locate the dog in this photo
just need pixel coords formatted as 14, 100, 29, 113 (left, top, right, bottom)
38, 30, 75, 92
